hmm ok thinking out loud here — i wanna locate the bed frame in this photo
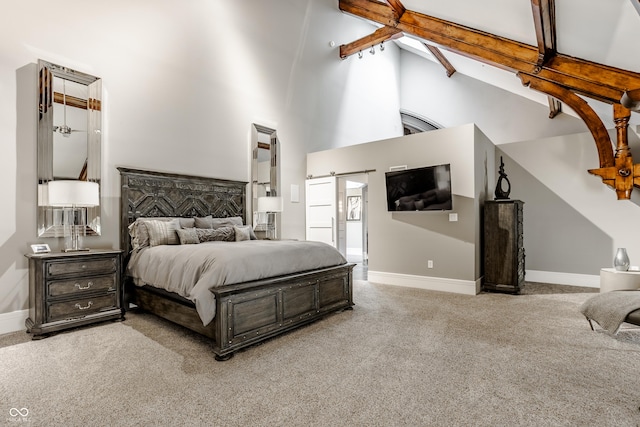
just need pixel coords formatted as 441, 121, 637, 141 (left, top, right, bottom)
118, 167, 354, 360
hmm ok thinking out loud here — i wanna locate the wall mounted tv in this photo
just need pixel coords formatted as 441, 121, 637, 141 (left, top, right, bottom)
385, 164, 452, 211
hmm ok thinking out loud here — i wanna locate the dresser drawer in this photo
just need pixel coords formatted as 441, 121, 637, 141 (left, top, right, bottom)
48, 293, 118, 322
47, 274, 116, 298
47, 257, 117, 278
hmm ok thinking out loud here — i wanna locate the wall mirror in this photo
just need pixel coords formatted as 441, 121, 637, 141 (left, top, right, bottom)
37, 60, 102, 237
251, 123, 280, 238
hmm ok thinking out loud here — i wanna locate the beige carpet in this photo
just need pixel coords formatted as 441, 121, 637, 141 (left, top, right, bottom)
1, 280, 640, 426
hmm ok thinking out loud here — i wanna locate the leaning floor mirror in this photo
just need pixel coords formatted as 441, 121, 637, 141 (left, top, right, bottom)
37, 60, 102, 245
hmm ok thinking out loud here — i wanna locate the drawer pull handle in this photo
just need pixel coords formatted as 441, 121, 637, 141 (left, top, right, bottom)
81, 264, 87, 269
75, 301, 93, 310
75, 282, 93, 290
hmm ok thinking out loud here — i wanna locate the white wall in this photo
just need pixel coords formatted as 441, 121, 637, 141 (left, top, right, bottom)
499, 131, 640, 280
307, 124, 494, 295
0, 0, 403, 327
398, 48, 640, 286
399, 51, 590, 145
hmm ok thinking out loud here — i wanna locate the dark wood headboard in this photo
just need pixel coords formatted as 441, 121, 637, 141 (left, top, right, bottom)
118, 167, 248, 255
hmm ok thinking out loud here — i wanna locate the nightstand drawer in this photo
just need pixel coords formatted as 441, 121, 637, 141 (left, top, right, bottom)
47, 274, 116, 298
47, 257, 117, 277
48, 293, 118, 322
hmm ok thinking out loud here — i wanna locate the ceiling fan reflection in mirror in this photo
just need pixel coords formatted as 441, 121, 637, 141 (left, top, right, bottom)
53, 80, 86, 137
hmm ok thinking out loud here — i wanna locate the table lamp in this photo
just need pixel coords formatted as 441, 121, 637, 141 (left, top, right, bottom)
47, 180, 100, 252
257, 196, 283, 240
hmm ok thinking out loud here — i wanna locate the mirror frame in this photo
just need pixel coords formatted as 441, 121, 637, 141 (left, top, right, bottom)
37, 60, 102, 237
251, 123, 280, 235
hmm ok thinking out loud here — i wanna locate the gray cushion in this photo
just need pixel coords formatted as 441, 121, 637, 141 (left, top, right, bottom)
176, 228, 199, 245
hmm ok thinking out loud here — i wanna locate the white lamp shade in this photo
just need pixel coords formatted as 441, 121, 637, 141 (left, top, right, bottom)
47, 180, 100, 207
37, 183, 49, 206
257, 196, 283, 212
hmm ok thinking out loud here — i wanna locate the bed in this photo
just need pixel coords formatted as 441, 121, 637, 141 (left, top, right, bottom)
119, 167, 354, 360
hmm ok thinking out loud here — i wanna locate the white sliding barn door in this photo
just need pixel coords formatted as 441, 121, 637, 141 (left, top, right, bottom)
305, 177, 337, 248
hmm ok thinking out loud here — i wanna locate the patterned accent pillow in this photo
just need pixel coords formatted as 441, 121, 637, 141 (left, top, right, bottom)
234, 225, 251, 241
176, 228, 199, 245
145, 219, 180, 246
128, 217, 195, 250
196, 226, 235, 242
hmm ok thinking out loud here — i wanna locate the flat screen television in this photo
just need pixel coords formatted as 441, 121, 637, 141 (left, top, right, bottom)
385, 164, 452, 211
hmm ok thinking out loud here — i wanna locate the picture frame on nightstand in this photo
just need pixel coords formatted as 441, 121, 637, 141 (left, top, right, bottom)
30, 243, 51, 254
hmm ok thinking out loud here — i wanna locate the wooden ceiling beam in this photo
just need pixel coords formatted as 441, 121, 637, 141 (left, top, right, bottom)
547, 96, 561, 118
518, 72, 614, 168
621, 88, 640, 111
423, 43, 456, 77
385, 0, 406, 20
339, 0, 640, 105
339, 26, 403, 59
530, 0, 556, 70
53, 92, 87, 110
531, 0, 562, 118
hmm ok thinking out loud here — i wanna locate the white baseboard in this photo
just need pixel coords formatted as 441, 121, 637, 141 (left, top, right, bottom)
0, 309, 28, 336
367, 270, 600, 294
368, 271, 480, 295
525, 270, 600, 288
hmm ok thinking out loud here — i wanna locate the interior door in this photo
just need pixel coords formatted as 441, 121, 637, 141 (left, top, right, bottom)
305, 177, 337, 247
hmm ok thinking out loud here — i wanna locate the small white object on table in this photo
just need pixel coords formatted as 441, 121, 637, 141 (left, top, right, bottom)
600, 267, 640, 293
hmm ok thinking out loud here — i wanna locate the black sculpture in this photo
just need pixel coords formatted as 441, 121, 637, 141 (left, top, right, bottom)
494, 156, 511, 200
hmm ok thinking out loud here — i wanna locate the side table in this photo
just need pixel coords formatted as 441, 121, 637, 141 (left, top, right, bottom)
599, 268, 640, 293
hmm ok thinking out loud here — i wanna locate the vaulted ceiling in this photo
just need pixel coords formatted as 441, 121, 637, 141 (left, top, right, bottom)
338, 0, 640, 199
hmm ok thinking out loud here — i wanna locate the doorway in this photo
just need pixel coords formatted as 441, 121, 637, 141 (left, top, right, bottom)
305, 174, 369, 280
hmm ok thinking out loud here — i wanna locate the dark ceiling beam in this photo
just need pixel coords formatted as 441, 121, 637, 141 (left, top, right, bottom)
423, 43, 456, 77
338, 0, 640, 106
339, 26, 403, 59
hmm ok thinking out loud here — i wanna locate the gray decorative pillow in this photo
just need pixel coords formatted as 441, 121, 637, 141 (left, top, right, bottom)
234, 225, 251, 241
196, 226, 235, 242
178, 217, 196, 229
176, 228, 199, 245
213, 216, 257, 240
145, 219, 180, 246
194, 215, 213, 228
211, 216, 243, 229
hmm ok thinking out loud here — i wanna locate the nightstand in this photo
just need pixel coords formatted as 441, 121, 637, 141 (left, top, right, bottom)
25, 249, 124, 338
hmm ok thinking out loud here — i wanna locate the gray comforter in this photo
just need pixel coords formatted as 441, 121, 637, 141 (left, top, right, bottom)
127, 240, 347, 326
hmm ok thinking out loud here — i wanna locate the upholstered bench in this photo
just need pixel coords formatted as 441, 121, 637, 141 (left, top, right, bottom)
626, 308, 640, 326
580, 290, 640, 334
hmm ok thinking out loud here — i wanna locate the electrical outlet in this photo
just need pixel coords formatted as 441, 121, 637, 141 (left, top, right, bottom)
449, 213, 458, 222
428, 260, 433, 269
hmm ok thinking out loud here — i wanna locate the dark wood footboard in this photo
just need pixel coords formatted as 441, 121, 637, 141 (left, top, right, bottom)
127, 263, 354, 360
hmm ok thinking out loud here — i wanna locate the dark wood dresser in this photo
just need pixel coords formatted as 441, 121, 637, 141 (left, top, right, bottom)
25, 249, 124, 338
483, 200, 524, 294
